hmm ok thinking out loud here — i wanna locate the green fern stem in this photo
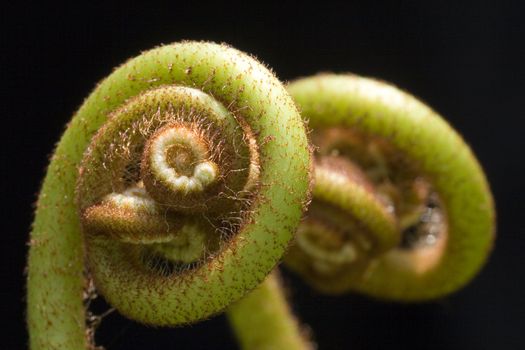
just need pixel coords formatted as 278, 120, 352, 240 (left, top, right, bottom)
227, 271, 313, 350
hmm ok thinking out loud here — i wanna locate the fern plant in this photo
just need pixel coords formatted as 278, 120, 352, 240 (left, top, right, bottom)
26, 41, 494, 350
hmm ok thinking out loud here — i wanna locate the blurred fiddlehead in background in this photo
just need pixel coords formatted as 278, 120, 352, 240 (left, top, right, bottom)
285, 74, 495, 300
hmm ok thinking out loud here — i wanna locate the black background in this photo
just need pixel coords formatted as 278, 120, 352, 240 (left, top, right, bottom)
3, 1, 524, 349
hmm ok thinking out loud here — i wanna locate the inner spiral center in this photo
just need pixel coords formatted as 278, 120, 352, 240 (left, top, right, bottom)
143, 124, 219, 197
165, 144, 197, 177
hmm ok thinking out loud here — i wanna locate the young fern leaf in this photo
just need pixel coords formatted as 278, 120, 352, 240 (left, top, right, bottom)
26, 41, 311, 349
285, 74, 495, 300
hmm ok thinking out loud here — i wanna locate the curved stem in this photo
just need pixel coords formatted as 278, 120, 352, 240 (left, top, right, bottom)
227, 270, 312, 350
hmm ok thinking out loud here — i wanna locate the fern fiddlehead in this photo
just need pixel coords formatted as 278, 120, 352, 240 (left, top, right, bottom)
284, 74, 495, 300
26, 41, 311, 349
